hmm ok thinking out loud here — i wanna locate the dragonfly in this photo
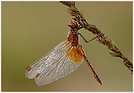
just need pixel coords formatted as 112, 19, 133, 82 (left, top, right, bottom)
25, 19, 102, 86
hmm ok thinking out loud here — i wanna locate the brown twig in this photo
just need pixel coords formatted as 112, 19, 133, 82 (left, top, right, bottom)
60, 1, 133, 73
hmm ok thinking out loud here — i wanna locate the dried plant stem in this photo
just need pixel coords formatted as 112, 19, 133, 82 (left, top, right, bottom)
60, 1, 133, 73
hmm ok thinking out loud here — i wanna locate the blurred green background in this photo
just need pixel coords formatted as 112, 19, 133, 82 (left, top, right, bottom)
2, 2, 132, 92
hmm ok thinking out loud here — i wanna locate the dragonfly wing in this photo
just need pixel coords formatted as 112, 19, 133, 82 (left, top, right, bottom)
35, 52, 83, 86
25, 41, 69, 79
25, 40, 84, 86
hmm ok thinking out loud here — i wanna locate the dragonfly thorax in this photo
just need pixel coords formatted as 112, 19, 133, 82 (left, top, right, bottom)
67, 31, 79, 47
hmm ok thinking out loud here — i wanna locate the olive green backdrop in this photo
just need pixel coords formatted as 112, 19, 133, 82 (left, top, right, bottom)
2, 2, 132, 91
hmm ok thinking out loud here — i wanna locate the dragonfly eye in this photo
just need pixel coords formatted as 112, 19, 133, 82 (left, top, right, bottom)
68, 19, 78, 29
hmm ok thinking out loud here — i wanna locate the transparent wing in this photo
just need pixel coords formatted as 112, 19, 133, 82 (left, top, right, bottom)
35, 53, 83, 86
25, 41, 69, 79
25, 40, 84, 86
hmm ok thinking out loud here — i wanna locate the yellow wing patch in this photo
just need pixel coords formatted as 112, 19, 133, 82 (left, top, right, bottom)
65, 46, 83, 63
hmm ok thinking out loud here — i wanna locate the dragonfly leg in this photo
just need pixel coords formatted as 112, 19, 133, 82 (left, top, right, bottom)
78, 32, 98, 43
